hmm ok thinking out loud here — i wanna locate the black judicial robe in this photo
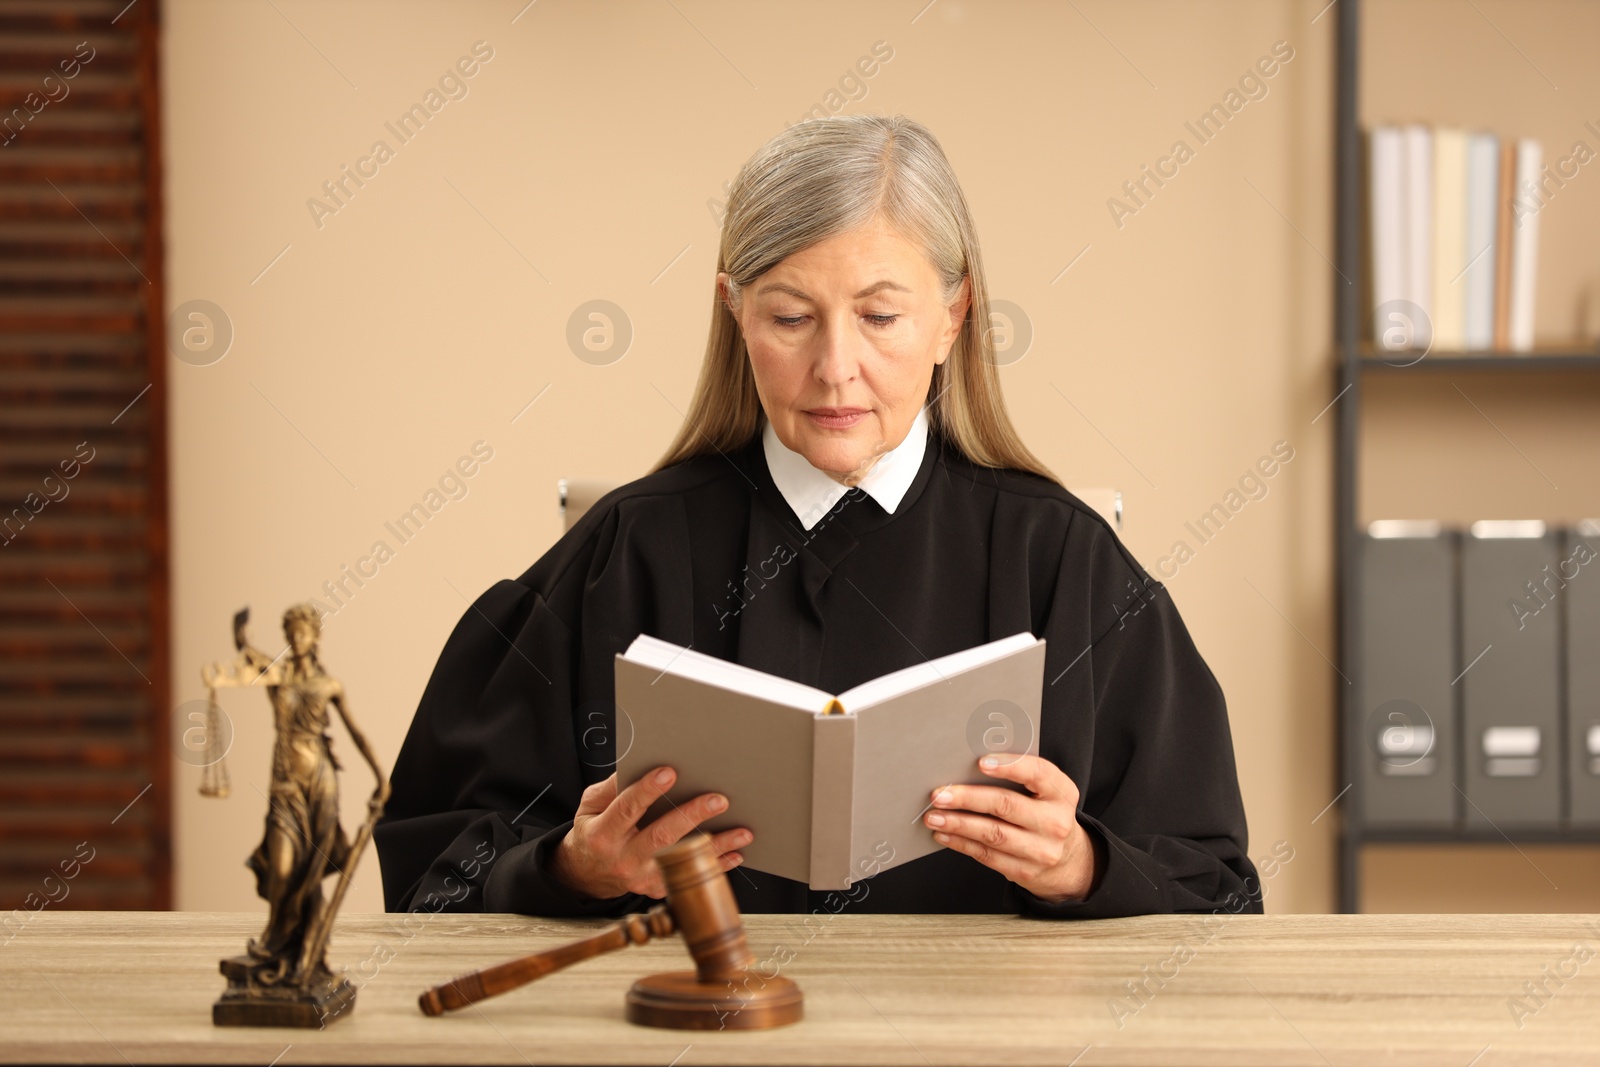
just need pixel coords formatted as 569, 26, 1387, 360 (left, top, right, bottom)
374, 425, 1262, 920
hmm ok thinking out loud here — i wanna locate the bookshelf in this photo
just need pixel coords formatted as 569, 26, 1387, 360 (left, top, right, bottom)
1333, 1, 1600, 912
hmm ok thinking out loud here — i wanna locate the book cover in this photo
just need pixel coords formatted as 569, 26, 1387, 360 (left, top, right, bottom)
613, 631, 1047, 890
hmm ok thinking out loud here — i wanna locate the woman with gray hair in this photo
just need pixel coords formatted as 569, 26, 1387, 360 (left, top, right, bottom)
376, 114, 1259, 920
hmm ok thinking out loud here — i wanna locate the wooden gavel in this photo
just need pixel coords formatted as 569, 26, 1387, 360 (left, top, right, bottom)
417, 833, 802, 1029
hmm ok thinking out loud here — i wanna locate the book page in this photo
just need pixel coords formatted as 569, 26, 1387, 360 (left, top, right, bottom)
615, 653, 819, 884
845, 638, 1047, 884
622, 633, 834, 713
836, 631, 1040, 711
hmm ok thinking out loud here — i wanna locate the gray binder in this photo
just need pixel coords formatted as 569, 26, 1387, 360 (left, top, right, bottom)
1358, 523, 1456, 826
1461, 522, 1561, 828
1568, 521, 1600, 827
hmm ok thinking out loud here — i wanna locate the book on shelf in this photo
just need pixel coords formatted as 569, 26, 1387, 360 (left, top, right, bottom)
1463, 132, 1499, 350
1508, 138, 1542, 352
1431, 126, 1467, 352
1367, 124, 1541, 356
1492, 138, 1517, 350
613, 630, 1047, 890
1404, 124, 1433, 349
1367, 125, 1405, 348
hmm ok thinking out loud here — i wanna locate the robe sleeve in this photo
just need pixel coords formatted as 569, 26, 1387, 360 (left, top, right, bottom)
1015, 507, 1261, 920
373, 501, 654, 918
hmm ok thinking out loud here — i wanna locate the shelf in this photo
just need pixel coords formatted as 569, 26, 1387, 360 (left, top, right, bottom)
1358, 827, 1600, 845
1331, 0, 1600, 912
1357, 349, 1600, 373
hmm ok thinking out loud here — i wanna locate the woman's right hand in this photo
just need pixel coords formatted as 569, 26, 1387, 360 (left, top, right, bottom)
549, 766, 752, 900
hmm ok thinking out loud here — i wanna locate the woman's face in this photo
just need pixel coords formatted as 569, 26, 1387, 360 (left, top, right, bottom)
286, 620, 316, 657
719, 219, 970, 486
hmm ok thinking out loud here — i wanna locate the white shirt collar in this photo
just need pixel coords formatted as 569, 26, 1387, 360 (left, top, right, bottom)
761, 406, 930, 531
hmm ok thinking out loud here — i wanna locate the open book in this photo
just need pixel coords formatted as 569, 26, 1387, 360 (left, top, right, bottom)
613, 632, 1046, 890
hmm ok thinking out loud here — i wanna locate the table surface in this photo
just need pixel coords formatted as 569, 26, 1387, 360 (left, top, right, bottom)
2, 911, 1599, 1066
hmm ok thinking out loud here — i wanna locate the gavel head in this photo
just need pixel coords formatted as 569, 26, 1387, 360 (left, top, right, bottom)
655, 834, 755, 981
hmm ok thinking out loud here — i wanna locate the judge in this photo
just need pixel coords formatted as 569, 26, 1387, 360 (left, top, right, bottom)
375, 114, 1260, 920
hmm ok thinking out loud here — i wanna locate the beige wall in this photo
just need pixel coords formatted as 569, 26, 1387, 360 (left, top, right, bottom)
162, 0, 1600, 919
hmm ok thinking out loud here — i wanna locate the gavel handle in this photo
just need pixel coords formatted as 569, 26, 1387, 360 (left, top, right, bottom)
418, 903, 676, 1015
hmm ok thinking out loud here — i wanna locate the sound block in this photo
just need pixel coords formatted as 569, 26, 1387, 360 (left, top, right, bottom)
213, 955, 356, 1028
626, 970, 802, 1030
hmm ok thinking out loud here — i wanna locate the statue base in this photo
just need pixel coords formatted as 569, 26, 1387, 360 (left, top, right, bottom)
213, 955, 356, 1028
625, 970, 802, 1030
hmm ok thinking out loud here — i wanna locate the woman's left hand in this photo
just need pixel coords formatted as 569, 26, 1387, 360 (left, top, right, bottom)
923, 753, 1105, 904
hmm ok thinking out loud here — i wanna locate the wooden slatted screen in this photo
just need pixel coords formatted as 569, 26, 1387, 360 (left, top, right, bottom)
0, 0, 170, 912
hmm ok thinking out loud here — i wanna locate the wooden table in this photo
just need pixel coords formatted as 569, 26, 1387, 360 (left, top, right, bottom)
2, 911, 1598, 1065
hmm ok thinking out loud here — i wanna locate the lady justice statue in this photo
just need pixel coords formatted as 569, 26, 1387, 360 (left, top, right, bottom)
200, 603, 390, 1027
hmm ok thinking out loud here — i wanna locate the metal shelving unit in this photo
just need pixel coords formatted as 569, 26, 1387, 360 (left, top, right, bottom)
1358, 351, 1600, 373
1333, 0, 1600, 913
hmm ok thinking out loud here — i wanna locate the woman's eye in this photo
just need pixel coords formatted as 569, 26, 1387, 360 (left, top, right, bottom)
771, 314, 898, 328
